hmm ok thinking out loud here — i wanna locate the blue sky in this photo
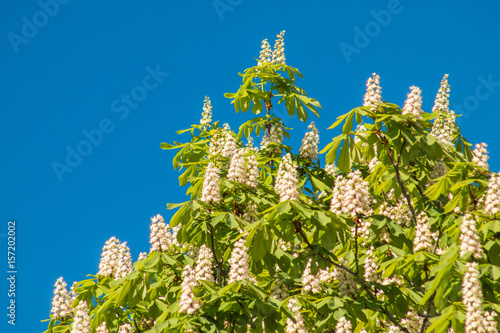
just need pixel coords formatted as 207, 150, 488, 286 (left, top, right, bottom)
1, 1, 500, 331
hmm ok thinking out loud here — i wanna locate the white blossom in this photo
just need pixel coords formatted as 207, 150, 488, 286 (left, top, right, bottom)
228, 148, 259, 188
201, 162, 221, 204
472, 142, 490, 170
228, 238, 251, 283
402, 86, 423, 120
299, 122, 319, 161
378, 190, 412, 227
117, 323, 133, 333
200, 96, 212, 128
388, 326, 401, 333
179, 265, 201, 315
363, 73, 382, 111
302, 259, 321, 294
484, 311, 499, 333
462, 262, 489, 333
335, 316, 352, 333
96, 322, 109, 333
149, 214, 172, 253
414, 212, 433, 252
275, 153, 300, 202
433, 74, 450, 113
51, 277, 72, 319
138, 252, 148, 260
272, 30, 286, 65
194, 244, 214, 282
485, 172, 500, 216
172, 224, 181, 247
221, 124, 237, 159
259, 39, 272, 64
208, 125, 237, 160
460, 214, 483, 259
71, 301, 90, 333
325, 164, 338, 177
330, 170, 373, 218
363, 246, 379, 283
97, 237, 132, 280
286, 298, 307, 333
401, 310, 423, 333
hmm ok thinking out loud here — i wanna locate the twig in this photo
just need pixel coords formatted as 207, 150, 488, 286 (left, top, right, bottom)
420, 292, 436, 333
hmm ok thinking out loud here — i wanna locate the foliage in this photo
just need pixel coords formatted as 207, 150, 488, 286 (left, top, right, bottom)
44, 32, 500, 333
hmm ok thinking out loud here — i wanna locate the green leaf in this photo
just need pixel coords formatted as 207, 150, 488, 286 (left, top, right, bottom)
342, 111, 354, 134
338, 137, 351, 172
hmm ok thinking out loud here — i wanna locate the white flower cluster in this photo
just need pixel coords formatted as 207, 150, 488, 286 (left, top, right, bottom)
259, 39, 272, 64
378, 190, 412, 227
194, 244, 214, 282
402, 86, 423, 120
260, 123, 283, 154
330, 170, 373, 218
117, 323, 133, 333
138, 252, 148, 260
51, 277, 73, 319
275, 153, 300, 202
286, 298, 306, 333
413, 212, 433, 252
363, 246, 379, 283
485, 172, 500, 216
430, 74, 457, 145
335, 316, 352, 333
472, 142, 490, 170
333, 258, 357, 296
432, 74, 450, 113
462, 262, 498, 333
459, 214, 483, 259
318, 268, 335, 284
272, 30, 286, 65
299, 122, 319, 161
150, 214, 172, 253
71, 301, 90, 333
208, 125, 237, 159
363, 73, 382, 111
200, 96, 212, 128
325, 164, 338, 177
228, 148, 259, 188
179, 265, 201, 315
302, 259, 321, 293
201, 162, 221, 204
97, 237, 132, 280
172, 224, 181, 247
401, 310, 423, 333
484, 312, 499, 333
388, 326, 401, 333
431, 111, 456, 146
272, 279, 289, 301
96, 322, 109, 333
228, 238, 251, 283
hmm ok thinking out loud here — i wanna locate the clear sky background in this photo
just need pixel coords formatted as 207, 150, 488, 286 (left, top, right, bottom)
1, 1, 500, 332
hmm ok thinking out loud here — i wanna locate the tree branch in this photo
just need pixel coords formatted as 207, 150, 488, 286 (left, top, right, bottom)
209, 225, 224, 284
377, 133, 418, 226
